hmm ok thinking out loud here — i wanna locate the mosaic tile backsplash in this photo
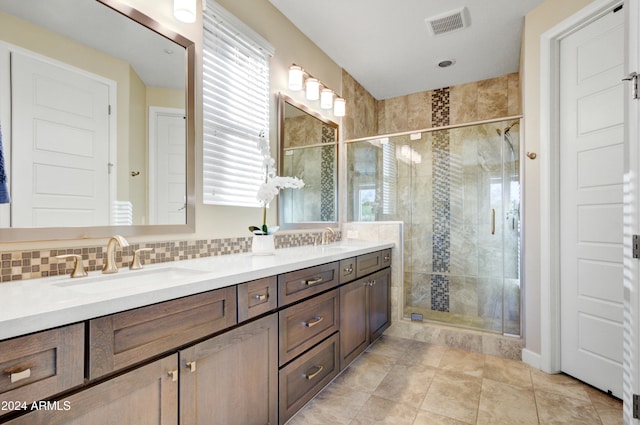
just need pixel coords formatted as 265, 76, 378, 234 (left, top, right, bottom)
0, 231, 340, 283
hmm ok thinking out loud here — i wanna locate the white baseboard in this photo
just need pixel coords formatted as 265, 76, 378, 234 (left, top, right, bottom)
522, 348, 542, 370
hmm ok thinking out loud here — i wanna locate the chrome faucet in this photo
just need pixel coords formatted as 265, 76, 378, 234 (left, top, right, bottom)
103, 235, 129, 274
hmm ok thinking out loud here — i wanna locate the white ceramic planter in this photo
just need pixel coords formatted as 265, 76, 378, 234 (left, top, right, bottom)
252, 234, 275, 255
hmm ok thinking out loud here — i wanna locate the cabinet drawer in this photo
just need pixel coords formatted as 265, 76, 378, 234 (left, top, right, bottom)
339, 257, 356, 283
279, 332, 339, 424
279, 289, 339, 366
238, 276, 277, 322
278, 262, 339, 306
0, 324, 84, 417
356, 249, 391, 278
89, 286, 236, 380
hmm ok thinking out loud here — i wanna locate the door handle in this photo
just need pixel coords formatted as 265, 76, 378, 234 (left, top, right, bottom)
491, 208, 496, 235
303, 365, 324, 380
622, 72, 639, 99
304, 276, 324, 286
302, 316, 324, 327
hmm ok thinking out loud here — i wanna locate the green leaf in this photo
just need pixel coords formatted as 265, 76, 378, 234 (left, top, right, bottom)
249, 226, 261, 233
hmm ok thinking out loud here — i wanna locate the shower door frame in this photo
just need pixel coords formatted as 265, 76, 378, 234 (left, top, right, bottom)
345, 115, 523, 335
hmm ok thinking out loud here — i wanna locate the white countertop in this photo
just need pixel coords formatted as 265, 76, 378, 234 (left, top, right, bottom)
0, 240, 393, 340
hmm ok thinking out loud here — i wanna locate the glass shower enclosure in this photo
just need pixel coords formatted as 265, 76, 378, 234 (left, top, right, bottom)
346, 118, 521, 335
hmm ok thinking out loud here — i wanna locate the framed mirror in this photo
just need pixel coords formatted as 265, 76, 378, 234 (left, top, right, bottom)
0, 0, 195, 242
278, 94, 338, 228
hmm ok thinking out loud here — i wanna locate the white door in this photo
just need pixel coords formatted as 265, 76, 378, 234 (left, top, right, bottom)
559, 7, 624, 397
11, 52, 111, 227
625, 0, 640, 422
148, 107, 185, 225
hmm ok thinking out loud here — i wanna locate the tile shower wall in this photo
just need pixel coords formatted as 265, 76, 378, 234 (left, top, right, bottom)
0, 231, 340, 283
342, 71, 521, 140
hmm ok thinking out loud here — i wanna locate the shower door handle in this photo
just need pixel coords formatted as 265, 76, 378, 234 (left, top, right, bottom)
491, 209, 496, 235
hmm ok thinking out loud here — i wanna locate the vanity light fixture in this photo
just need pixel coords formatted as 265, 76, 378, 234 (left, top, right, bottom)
174, 0, 196, 23
288, 64, 346, 116
288, 65, 304, 91
305, 78, 320, 100
320, 88, 334, 109
333, 97, 346, 117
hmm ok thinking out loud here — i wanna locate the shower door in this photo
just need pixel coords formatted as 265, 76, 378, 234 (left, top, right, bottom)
347, 119, 521, 335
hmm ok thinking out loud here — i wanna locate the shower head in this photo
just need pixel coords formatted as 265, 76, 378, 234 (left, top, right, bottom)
504, 121, 519, 134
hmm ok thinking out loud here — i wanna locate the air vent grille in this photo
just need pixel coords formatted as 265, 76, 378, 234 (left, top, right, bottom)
425, 7, 470, 36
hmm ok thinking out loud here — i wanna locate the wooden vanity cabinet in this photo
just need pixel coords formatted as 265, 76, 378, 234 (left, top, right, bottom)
180, 314, 278, 425
4, 354, 178, 425
0, 324, 84, 418
0, 247, 392, 425
340, 267, 391, 368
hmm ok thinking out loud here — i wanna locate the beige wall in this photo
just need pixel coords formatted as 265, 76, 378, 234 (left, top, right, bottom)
521, 0, 596, 355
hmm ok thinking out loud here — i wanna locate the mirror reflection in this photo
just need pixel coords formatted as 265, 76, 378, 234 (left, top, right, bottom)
279, 95, 338, 226
0, 0, 187, 229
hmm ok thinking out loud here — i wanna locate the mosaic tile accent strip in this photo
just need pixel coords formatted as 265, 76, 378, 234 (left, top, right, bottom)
431, 87, 451, 312
0, 231, 341, 283
320, 145, 335, 221
431, 87, 450, 127
320, 124, 336, 221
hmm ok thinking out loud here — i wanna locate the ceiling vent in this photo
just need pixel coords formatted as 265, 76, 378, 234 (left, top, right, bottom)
425, 7, 470, 36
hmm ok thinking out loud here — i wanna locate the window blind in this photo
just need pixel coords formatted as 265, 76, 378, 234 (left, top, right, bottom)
202, 2, 274, 207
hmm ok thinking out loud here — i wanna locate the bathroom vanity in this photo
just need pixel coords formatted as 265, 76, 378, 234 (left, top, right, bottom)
0, 241, 392, 425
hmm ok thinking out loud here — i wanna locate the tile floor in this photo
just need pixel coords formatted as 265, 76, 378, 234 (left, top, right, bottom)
287, 335, 622, 425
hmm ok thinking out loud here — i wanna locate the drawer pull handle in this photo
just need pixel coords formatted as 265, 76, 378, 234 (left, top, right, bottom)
303, 365, 324, 380
384, 254, 390, 261
304, 276, 324, 286
7, 368, 31, 383
302, 316, 324, 328
186, 361, 197, 373
343, 267, 353, 274
168, 370, 178, 382
253, 293, 268, 301
369, 280, 377, 287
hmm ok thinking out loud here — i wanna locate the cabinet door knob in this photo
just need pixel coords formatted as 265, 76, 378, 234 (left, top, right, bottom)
186, 361, 197, 373
302, 316, 324, 328
370, 280, 376, 286
168, 370, 178, 382
303, 364, 324, 380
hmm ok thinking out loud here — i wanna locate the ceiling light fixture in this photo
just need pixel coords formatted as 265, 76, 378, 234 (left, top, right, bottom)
174, 0, 196, 23
438, 59, 456, 68
287, 64, 346, 117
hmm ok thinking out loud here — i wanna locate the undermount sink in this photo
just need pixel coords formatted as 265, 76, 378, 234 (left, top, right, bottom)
53, 267, 208, 294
